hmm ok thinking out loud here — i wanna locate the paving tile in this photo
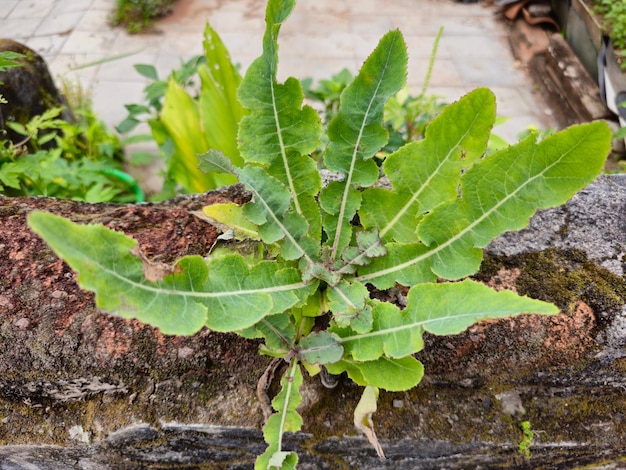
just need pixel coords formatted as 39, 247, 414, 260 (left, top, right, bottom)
158, 32, 205, 56
349, 16, 397, 37
282, 12, 351, 37
49, 52, 107, 90
75, 9, 114, 32
487, 86, 536, 116
454, 58, 527, 88
0, 0, 19, 19
439, 35, 511, 59
347, 0, 485, 17
89, 0, 113, 11
25, 33, 69, 60
294, 0, 350, 16
277, 31, 356, 60
90, 79, 147, 128
277, 57, 360, 83
36, 11, 85, 36
110, 31, 163, 55
435, 16, 506, 37
218, 32, 263, 63
59, 29, 120, 55
392, 14, 504, 37
207, 10, 265, 34
407, 58, 464, 88
1, 17, 43, 39
50, 0, 96, 15
404, 35, 454, 60
95, 52, 159, 82
9, 0, 56, 19
156, 0, 223, 32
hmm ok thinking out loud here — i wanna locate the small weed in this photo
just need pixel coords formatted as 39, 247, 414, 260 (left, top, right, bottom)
111, 0, 175, 33
594, 0, 626, 70
519, 420, 534, 458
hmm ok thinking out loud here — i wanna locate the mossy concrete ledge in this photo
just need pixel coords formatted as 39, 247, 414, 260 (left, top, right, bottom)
1, 176, 626, 468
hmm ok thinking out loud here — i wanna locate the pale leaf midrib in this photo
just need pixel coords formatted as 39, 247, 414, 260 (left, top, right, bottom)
379, 112, 480, 239
331, 33, 399, 259
270, 74, 302, 215
339, 307, 548, 345
97, 259, 309, 300
355, 133, 586, 283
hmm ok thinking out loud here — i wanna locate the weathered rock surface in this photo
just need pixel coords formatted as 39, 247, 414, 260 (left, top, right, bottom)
1, 176, 626, 468
0, 39, 72, 149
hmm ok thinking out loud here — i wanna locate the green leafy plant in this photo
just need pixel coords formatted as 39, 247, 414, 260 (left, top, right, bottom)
303, 27, 447, 158
28, 0, 612, 467
518, 420, 534, 459
111, 0, 175, 33
117, 24, 244, 198
594, 0, 626, 70
0, 50, 24, 105
0, 86, 142, 202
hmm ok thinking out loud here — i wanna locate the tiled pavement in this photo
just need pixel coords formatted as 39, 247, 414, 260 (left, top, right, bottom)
1, 0, 554, 143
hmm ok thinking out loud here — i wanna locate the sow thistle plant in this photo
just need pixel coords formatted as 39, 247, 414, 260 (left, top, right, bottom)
28, 0, 611, 468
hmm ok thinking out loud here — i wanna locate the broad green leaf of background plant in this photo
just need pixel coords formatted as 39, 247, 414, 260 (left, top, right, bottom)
200, 23, 245, 166
237, 0, 322, 245
27, 211, 316, 335
321, 30, 407, 258
159, 80, 237, 192
356, 121, 612, 288
155, 23, 243, 193
360, 87, 495, 244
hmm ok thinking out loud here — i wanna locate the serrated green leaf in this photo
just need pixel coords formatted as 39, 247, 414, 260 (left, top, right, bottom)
406, 279, 558, 335
194, 202, 260, 241
238, 0, 322, 249
298, 331, 343, 365
331, 301, 423, 361
418, 122, 612, 280
300, 260, 342, 286
240, 166, 318, 260
257, 358, 302, 470
360, 88, 496, 244
326, 280, 372, 332
28, 211, 207, 335
28, 212, 316, 335
322, 30, 407, 259
355, 242, 436, 290
356, 121, 612, 287
326, 356, 424, 392
239, 313, 296, 354
332, 279, 557, 365
340, 229, 386, 272
198, 149, 237, 176
319, 181, 360, 255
